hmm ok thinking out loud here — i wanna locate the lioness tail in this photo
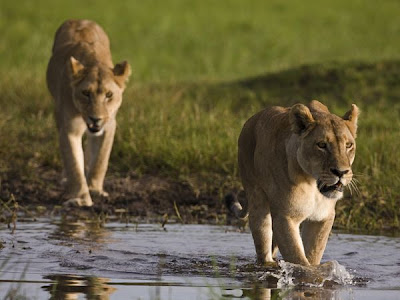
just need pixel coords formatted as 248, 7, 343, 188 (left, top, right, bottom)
225, 192, 248, 220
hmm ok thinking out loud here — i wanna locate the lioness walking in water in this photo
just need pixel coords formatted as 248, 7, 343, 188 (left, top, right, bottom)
228, 100, 359, 265
47, 19, 131, 206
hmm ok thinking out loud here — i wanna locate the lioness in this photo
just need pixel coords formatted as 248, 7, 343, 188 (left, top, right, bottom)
47, 20, 131, 206
228, 100, 359, 266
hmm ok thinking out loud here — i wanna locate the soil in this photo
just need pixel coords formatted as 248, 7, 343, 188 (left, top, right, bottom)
0, 169, 241, 225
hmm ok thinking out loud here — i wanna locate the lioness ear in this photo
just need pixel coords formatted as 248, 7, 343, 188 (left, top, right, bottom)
113, 61, 131, 87
69, 56, 85, 79
309, 100, 330, 113
289, 104, 315, 134
343, 104, 359, 137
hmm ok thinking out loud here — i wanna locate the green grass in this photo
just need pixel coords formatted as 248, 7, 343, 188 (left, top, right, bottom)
1, 0, 400, 231
2, 0, 400, 81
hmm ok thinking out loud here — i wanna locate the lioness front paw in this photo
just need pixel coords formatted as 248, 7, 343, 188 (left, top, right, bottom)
63, 195, 93, 207
262, 261, 279, 268
89, 189, 109, 198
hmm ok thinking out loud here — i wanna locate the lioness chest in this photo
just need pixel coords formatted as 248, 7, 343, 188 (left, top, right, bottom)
285, 185, 337, 222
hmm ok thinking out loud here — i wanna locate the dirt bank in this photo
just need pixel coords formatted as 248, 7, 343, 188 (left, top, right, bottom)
0, 169, 239, 224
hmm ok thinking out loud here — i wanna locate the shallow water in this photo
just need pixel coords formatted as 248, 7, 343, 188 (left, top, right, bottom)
0, 219, 399, 299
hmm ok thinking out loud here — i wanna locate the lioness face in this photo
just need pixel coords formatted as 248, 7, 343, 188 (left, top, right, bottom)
300, 118, 355, 199
291, 103, 359, 199
69, 57, 131, 134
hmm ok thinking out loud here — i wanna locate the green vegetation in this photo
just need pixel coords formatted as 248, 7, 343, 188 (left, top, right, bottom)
1, 0, 400, 231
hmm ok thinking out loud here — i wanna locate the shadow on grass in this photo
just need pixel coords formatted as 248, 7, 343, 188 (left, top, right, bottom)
209, 60, 400, 110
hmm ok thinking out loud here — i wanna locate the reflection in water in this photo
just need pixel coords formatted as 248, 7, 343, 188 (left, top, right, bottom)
50, 217, 110, 244
223, 285, 342, 300
42, 275, 116, 300
40, 276, 344, 300
223, 286, 276, 300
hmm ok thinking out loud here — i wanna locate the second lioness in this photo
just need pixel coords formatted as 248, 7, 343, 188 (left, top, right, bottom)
47, 19, 131, 206
228, 100, 359, 266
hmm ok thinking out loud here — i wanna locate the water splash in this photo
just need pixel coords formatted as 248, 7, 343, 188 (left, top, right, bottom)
259, 260, 354, 288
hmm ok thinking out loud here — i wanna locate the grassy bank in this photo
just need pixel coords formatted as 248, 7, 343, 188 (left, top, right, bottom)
1, 0, 400, 231
1, 61, 400, 231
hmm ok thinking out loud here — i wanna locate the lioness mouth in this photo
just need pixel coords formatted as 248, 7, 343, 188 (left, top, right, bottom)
87, 123, 102, 133
317, 180, 344, 194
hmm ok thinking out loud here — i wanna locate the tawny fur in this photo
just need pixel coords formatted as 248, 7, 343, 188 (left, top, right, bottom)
234, 100, 359, 265
46, 19, 131, 206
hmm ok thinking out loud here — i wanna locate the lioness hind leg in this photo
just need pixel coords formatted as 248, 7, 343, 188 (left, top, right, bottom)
85, 120, 116, 197
246, 186, 274, 265
302, 216, 335, 265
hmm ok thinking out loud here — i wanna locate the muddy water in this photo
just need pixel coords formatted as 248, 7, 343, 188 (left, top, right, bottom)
0, 219, 399, 299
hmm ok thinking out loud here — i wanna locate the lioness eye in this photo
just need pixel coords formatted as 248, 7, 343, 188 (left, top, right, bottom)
106, 91, 113, 99
82, 90, 91, 97
317, 142, 327, 149
346, 142, 353, 149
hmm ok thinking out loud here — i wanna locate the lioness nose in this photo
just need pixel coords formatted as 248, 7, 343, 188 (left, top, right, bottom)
330, 168, 349, 177
89, 116, 102, 124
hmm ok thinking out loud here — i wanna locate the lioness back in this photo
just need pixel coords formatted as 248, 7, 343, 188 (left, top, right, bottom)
238, 106, 291, 188
46, 19, 131, 207
52, 20, 110, 51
